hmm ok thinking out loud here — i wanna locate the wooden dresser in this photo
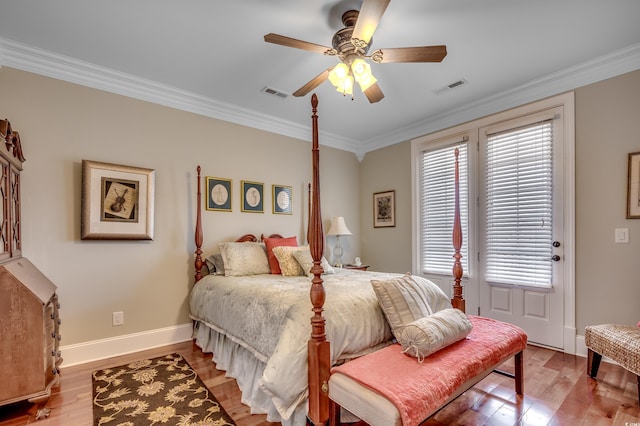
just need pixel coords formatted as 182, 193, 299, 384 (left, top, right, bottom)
0, 119, 61, 419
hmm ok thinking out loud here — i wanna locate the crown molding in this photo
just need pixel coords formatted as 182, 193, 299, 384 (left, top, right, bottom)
0, 37, 358, 152
2, 38, 639, 157
360, 42, 640, 155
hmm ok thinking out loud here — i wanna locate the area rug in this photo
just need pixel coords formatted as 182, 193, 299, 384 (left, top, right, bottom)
92, 352, 235, 425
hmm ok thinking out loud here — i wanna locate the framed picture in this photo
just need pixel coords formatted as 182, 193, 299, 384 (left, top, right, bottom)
627, 152, 640, 218
373, 190, 396, 228
81, 160, 155, 240
241, 180, 264, 213
206, 177, 232, 212
273, 184, 292, 214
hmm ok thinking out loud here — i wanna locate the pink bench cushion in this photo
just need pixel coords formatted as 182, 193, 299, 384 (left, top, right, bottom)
330, 315, 527, 426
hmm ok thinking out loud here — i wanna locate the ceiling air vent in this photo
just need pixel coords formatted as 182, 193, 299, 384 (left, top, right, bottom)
261, 87, 289, 100
434, 78, 468, 95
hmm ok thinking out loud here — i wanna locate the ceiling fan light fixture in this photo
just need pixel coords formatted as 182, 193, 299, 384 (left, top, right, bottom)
336, 74, 354, 97
357, 73, 377, 92
351, 58, 377, 91
328, 63, 349, 87
351, 58, 369, 79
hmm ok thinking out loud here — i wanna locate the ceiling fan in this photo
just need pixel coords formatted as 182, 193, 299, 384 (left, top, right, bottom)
264, 0, 447, 103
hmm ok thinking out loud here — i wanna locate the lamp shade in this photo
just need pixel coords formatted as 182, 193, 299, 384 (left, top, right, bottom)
327, 216, 352, 236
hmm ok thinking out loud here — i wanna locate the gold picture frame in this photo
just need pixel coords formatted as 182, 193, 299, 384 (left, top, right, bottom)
241, 180, 264, 213
206, 177, 232, 212
373, 190, 396, 228
81, 160, 155, 240
272, 184, 292, 215
627, 152, 640, 218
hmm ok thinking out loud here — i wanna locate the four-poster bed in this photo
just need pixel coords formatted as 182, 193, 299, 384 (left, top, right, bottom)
191, 94, 527, 426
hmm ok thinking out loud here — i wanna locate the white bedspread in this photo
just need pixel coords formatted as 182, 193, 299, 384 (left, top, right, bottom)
190, 269, 399, 420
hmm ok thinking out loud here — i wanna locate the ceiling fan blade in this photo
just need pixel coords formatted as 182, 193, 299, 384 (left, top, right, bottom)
264, 33, 332, 54
374, 45, 447, 63
363, 82, 384, 103
351, 0, 391, 46
292, 67, 335, 97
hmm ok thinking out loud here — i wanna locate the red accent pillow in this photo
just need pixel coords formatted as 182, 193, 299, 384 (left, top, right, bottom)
264, 236, 298, 274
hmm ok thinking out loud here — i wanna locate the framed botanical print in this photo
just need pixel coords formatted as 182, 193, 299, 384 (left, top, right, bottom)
627, 152, 640, 218
206, 177, 232, 212
373, 190, 396, 228
241, 180, 264, 213
273, 184, 292, 214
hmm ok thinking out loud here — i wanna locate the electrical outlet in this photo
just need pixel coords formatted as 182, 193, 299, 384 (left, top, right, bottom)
112, 311, 124, 326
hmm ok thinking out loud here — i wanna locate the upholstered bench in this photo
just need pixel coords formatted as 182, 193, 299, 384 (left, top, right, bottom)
585, 324, 640, 404
328, 316, 528, 426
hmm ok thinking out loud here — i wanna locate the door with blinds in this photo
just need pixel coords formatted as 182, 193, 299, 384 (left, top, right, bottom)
478, 107, 565, 349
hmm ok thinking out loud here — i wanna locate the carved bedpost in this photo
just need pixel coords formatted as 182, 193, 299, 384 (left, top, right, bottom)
451, 148, 465, 313
307, 94, 330, 426
194, 166, 204, 283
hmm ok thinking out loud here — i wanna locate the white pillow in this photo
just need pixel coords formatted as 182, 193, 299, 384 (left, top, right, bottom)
218, 241, 270, 276
395, 308, 473, 361
370, 273, 451, 332
292, 247, 334, 276
204, 252, 225, 275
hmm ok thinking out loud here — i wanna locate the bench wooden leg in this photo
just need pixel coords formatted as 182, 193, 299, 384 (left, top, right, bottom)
328, 398, 341, 426
587, 348, 602, 378
514, 351, 524, 395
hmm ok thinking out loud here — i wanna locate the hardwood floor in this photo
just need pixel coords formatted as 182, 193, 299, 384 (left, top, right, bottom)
0, 341, 638, 425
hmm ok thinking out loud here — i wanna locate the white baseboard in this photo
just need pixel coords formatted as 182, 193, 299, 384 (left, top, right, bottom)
575, 334, 587, 358
59, 323, 194, 367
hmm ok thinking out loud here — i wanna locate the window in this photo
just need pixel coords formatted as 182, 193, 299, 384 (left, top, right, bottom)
484, 120, 553, 288
419, 141, 469, 275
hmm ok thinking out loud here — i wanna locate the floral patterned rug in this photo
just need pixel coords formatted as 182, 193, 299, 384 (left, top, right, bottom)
92, 352, 235, 425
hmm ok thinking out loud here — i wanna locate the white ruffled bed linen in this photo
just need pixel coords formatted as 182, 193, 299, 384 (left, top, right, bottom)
190, 269, 399, 424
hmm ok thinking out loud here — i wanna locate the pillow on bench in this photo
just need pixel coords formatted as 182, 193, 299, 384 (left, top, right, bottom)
370, 273, 452, 332
395, 308, 473, 361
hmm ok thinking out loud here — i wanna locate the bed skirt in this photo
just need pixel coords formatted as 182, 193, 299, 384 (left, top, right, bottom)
192, 320, 309, 425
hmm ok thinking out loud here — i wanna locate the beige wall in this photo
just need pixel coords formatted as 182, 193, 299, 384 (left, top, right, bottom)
0, 67, 361, 345
361, 69, 640, 332
575, 69, 640, 330
359, 141, 413, 273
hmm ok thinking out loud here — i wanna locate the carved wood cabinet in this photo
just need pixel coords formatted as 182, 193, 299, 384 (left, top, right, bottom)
0, 120, 61, 418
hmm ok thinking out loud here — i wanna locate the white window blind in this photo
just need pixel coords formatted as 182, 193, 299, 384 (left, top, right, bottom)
485, 120, 553, 287
420, 142, 469, 275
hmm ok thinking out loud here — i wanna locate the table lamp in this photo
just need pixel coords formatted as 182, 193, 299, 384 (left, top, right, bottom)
327, 216, 352, 267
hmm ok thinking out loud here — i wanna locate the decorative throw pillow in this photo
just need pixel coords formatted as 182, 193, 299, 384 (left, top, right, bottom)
292, 247, 335, 276
204, 252, 225, 275
264, 236, 298, 274
218, 241, 270, 276
395, 308, 473, 361
370, 273, 451, 333
272, 245, 306, 276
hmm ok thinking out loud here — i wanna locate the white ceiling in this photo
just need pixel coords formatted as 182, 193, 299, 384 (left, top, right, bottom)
1, 0, 640, 156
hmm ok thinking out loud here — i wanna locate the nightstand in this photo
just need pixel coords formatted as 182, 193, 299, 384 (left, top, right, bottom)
342, 264, 369, 271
